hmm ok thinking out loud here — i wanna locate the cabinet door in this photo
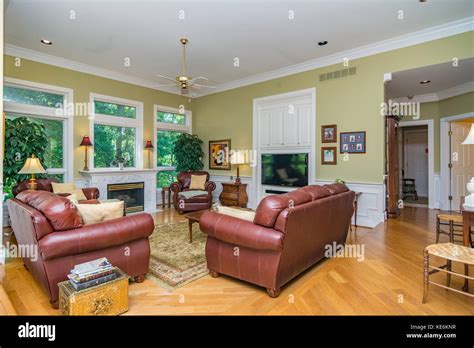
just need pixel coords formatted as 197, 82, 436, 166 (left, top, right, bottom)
298, 104, 311, 146
269, 108, 284, 147
283, 108, 298, 146
259, 110, 271, 147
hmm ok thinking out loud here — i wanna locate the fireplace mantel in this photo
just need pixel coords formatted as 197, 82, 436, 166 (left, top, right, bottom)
79, 169, 159, 213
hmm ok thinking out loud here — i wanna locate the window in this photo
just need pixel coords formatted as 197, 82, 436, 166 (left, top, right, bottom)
90, 94, 143, 169
154, 105, 192, 188
3, 78, 73, 197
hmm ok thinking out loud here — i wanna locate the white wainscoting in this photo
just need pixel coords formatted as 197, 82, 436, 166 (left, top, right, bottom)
314, 180, 386, 228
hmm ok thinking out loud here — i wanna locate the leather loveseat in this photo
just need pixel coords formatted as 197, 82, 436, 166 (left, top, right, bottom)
199, 183, 355, 297
8, 190, 154, 308
170, 171, 216, 213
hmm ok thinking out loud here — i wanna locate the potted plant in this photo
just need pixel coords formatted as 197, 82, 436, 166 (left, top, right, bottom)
110, 151, 131, 170
3, 117, 48, 226
172, 133, 204, 172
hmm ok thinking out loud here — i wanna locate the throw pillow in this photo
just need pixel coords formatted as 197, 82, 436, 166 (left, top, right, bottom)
66, 193, 78, 205
76, 201, 124, 225
52, 182, 87, 201
217, 205, 255, 222
189, 175, 206, 190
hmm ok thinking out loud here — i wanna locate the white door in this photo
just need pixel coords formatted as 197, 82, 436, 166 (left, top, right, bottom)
404, 128, 428, 198
450, 121, 474, 210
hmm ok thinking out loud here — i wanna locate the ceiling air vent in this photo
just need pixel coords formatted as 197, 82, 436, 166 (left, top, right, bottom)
319, 67, 357, 82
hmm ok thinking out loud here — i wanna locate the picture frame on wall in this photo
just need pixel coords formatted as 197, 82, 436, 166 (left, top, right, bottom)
209, 139, 231, 170
340, 131, 366, 154
321, 124, 337, 143
321, 147, 337, 165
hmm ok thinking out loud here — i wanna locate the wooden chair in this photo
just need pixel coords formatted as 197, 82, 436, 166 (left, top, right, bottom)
436, 197, 473, 246
402, 170, 418, 201
422, 243, 474, 303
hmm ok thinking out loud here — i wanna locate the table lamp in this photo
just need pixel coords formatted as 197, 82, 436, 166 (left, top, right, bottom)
18, 154, 47, 190
80, 136, 93, 171
144, 140, 154, 169
230, 150, 248, 184
462, 123, 474, 208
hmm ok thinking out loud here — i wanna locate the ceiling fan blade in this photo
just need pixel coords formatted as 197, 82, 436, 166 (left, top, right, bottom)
192, 83, 217, 89
156, 74, 177, 83
188, 76, 209, 83
153, 83, 179, 87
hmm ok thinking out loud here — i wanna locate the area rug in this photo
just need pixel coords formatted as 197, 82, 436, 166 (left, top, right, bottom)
148, 222, 209, 291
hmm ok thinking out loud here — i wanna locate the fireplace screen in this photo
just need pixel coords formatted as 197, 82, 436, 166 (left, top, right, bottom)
107, 182, 145, 213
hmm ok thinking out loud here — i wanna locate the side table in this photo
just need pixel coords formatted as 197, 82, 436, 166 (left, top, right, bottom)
161, 186, 171, 209
219, 182, 248, 208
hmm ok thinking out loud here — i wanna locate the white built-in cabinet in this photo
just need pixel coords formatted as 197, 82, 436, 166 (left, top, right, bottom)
259, 100, 312, 149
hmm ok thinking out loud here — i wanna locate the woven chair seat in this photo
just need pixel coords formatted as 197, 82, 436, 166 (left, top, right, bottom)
436, 214, 463, 224
425, 243, 474, 265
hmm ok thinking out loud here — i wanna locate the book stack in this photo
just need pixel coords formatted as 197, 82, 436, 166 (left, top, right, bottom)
67, 258, 117, 291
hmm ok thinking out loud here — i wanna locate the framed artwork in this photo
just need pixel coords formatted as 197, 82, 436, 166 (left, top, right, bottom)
340, 131, 366, 154
209, 139, 231, 170
321, 147, 337, 165
321, 124, 337, 143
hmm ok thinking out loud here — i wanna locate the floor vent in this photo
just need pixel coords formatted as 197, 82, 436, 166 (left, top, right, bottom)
319, 67, 357, 82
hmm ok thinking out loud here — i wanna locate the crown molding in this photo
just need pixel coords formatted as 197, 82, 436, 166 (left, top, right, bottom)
4, 44, 183, 96
4, 17, 473, 99
194, 16, 473, 97
392, 81, 474, 104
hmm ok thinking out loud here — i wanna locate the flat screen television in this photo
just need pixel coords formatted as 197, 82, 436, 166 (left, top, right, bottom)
261, 153, 308, 187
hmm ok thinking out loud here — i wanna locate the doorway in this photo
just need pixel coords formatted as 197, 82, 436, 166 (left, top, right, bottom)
400, 125, 429, 206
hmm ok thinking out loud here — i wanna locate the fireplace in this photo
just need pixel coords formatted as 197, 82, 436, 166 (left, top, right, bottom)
107, 182, 145, 214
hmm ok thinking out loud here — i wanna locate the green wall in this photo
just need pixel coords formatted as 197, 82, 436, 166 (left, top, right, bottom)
193, 32, 473, 184
3, 55, 192, 179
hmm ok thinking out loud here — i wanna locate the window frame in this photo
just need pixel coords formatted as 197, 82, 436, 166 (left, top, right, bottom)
89, 93, 144, 170
3, 77, 74, 182
153, 104, 192, 187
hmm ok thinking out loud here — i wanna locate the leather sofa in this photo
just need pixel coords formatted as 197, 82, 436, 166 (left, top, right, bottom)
13, 178, 100, 203
170, 171, 216, 213
8, 190, 154, 308
199, 183, 355, 297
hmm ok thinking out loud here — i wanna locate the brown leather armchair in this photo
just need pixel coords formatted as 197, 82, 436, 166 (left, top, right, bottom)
199, 184, 355, 297
170, 171, 216, 213
8, 190, 154, 308
13, 178, 100, 203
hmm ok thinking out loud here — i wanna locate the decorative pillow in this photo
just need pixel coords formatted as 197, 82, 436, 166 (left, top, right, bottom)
66, 193, 78, 205
16, 190, 82, 231
189, 175, 206, 190
52, 182, 87, 201
76, 201, 124, 225
217, 206, 255, 222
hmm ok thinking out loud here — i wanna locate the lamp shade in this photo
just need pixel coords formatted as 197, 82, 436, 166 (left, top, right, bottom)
18, 155, 47, 174
462, 124, 474, 145
230, 150, 248, 165
80, 136, 93, 147
144, 140, 154, 149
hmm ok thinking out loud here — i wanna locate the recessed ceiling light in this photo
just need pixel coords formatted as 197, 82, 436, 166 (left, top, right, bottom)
40, 39, 53, 45
318, 41, 328, 46
419, 0, 428, 3
420, 80, 431, 84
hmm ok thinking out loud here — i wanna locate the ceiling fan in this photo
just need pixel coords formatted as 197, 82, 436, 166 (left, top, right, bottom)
154, 38, 216, 95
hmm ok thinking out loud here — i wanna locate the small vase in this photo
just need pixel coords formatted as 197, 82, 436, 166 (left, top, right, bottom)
119, 163, 124, 170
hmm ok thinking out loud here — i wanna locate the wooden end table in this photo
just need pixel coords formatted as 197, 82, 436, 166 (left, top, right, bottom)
184, 209, 210, 243
219, 182, 248, 208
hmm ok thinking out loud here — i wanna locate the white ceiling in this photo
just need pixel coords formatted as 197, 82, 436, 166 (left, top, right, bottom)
387, 57, 474, 99
4, 0, 474, 96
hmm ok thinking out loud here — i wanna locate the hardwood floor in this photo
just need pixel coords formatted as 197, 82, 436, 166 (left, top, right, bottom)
1, 206, 472, 315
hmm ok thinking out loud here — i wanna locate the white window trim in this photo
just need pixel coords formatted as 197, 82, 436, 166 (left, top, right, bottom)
89, 93, 144, 170
3, 77, 74, 182
153, 104, 192, 178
